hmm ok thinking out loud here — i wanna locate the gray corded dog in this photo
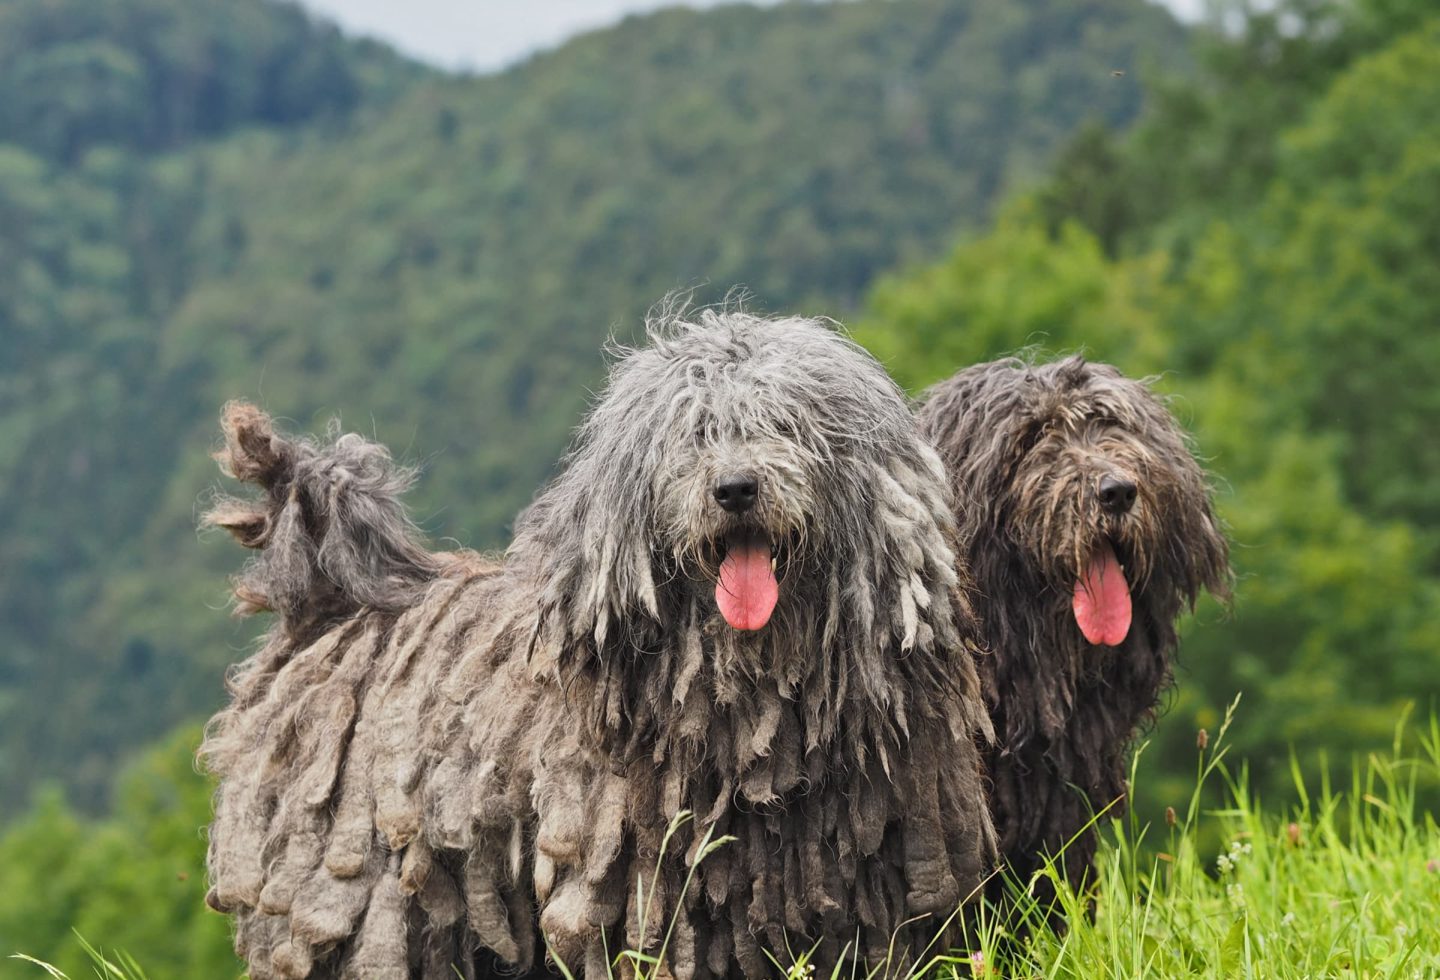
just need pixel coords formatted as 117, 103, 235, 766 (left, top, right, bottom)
918, 356, 1230, 914
201, 309, 998, 979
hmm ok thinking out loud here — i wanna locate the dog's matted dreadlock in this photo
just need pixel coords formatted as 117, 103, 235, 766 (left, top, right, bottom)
917, 356, 1230, 914
201, 308, 999, 979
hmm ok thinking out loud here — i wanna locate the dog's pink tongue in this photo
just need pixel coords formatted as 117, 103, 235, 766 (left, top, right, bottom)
717, 538, 778, 631
1073, 543, 1132, 646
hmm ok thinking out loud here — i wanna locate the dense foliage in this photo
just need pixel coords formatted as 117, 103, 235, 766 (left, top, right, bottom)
856, 0, 1440, 818
0, 0, 424, 812
0, 0, 417, 162
0, 729, 231, 978
0, 0, 1187, 812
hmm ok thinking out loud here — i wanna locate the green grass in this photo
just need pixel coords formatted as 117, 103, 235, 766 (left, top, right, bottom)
12, 933, 149, 980
966, 701, 1440, 979
16, 702, 1440, 979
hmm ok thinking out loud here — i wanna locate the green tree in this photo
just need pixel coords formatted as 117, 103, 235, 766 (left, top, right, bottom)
0, 0, 418, 162
0, 727, 238, 977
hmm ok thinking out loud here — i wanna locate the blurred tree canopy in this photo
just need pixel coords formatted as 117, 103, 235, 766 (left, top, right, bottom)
0, 728, 236, 976
856, 1, 1440, 816
0, 0, 1188, 813
0, 0, 418, 162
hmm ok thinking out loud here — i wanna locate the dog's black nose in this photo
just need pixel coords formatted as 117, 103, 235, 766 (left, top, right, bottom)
713, 474, 760, 513
1098, 474, 1138, 514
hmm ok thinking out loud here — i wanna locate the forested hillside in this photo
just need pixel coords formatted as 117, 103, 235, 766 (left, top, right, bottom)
855, 0, 1440, 817
0, 0, 418, 161
0, 0, 424, 807
0, 0, 1188, 811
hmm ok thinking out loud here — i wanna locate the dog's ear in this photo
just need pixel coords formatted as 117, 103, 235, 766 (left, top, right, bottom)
510, 433, 662, 655
857, 442, 991, 733
1054, 354, 1092, 389
864, 444, 968, 644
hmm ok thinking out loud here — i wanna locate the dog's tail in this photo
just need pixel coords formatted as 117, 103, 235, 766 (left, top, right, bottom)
203, 402, 474, 641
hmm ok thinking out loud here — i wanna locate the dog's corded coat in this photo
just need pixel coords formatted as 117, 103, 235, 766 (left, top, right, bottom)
918, 356, 1229, 908
201, 311, 999, 979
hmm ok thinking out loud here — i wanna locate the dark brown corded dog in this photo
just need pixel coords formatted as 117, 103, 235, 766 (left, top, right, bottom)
917, 356, 1230, 915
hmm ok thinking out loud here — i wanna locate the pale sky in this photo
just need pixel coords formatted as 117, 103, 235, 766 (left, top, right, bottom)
298, 0, 1207, 73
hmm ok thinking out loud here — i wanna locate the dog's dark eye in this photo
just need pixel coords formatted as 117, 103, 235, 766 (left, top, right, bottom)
1016, 421, 1048, 454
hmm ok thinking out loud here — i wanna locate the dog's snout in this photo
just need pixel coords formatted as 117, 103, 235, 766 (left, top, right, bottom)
713, 473, 760, 513
1098, 474, 1138, 515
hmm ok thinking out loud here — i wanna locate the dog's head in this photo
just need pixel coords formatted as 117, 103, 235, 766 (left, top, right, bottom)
514, 308, 966, 658
922, 356, 1230, 648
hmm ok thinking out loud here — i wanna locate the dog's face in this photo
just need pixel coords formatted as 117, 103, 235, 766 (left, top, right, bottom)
640, 323, 905, 633
517, 310, 961, 648
927, 357, 1229, 648
652, 389, 819, 633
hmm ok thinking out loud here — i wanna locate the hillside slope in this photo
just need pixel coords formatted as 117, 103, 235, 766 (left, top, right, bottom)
0, 0, 426, 807
0, 0, 1189, 809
